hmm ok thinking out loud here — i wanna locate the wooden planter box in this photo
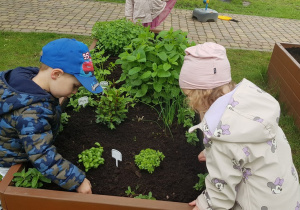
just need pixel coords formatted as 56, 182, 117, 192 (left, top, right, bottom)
0, 34, 197, 210
268, 43, 300, 128
0, 164, 193, 210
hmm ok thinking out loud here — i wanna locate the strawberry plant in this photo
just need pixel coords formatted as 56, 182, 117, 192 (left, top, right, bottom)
12, 168, 51, 188
135, 148, 165, 174
95, 86, 135, 130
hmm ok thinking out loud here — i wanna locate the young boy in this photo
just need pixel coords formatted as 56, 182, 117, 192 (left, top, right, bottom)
179, 42, 300, 210
0, 38, 103, 194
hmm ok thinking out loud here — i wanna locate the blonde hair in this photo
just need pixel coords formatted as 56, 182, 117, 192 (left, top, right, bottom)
183, 81, 236, 113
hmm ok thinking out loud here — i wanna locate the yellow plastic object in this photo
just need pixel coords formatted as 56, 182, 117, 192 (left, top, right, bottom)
218, 15, 232, 21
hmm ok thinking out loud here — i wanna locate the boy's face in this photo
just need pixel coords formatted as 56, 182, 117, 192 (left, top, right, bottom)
50, 71, 82, 99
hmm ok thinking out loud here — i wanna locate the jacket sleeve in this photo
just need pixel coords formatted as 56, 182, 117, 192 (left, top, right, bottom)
16, 107, 86, 191
196, 142, 245, 209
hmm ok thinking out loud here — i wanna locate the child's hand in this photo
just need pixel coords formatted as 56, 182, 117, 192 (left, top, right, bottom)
189, 200, 200, 210
76, 178, 92, 194
198, 150, 206, 162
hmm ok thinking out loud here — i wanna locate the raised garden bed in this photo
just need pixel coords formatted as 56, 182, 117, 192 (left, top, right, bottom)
0, 43, 206, 210
268, 42, 300, 128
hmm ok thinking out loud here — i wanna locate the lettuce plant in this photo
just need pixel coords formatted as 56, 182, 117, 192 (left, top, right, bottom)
135, 148, 165, 173
78, 142, 104, 172
12, 168, 51, 188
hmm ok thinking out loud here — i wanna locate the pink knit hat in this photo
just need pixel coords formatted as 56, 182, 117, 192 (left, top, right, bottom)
179, 42, 231, 90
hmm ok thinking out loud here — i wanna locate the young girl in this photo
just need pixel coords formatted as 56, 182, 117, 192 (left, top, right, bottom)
125, 0, 177, 29
179, 42, 300, 210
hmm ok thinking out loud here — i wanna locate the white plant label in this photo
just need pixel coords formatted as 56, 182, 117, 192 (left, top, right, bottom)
78, 96, 89, 106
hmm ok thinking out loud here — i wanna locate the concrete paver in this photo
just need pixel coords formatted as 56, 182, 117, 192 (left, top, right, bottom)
0, 0, 299, 51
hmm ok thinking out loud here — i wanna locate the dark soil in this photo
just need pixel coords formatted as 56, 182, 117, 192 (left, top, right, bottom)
286, 47, 300, 64
44, 56, 207, 203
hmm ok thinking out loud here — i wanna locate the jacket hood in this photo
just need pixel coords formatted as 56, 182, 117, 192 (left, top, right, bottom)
200, 79, 280, 144
0, 69, 58, 116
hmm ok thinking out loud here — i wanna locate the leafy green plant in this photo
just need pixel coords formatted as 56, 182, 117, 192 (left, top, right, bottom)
90, 45, 115, 82
177, 105, 199, 145
125, 186, 136, 197
59, 112, 70, 133
12, 168, 51, 188
117, 27, 195, 105
0, 174, 3, 181
135, 148, 165, 173
91, 18, 149, 56
68, 87, 98, 112
193, 173, 208, 191
134, 192, 156, 200
78, 142, 105, 172
95, 86, 135, 129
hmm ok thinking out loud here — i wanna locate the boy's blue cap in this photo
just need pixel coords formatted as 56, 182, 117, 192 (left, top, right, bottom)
40, 38, 103, 94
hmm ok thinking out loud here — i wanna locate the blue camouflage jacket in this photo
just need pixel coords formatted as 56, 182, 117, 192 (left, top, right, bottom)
0, 67, 85, 191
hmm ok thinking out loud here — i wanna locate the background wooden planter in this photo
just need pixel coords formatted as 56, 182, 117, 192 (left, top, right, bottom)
268, 42, 300, 128
0, 164, 193, 210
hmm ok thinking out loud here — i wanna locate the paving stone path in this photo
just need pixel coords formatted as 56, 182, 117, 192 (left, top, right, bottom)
0, 0, 299, 51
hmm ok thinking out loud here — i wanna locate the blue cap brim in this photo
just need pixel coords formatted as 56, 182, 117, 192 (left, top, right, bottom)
74, 75, 103, 94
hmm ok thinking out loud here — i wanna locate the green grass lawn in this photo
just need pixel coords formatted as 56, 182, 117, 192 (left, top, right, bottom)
0, 31, 299, 177
96, 0, 300, 20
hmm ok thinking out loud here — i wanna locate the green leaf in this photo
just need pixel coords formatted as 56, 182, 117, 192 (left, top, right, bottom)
153, 82, 162, 92
140, 71, 151, 79
164, 44, 174, 51
135, 84, 148, 97
126, 56, 136, 61
163, 63, 171, 71
157, 52, 168, 61
32, 176, 38, 188
129, 67, 141, 75
157, 69, 171, 77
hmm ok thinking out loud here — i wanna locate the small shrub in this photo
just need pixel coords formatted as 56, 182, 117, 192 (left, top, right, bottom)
91, 18, 149, 56
135, 148, 165, 173
117, 27, 195, 105
78, 142, 105, 172
12, 168, 51, 188
95, 86, 135, 130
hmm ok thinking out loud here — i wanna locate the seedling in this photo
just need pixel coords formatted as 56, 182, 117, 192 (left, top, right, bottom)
135, 148, 165, 174
59, 112, 70, 133
12, 168, 51, 188
193, 173, 208, 191
125, 186, 136, 197
135, 192, 156, 200
78, 142, 105, 172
